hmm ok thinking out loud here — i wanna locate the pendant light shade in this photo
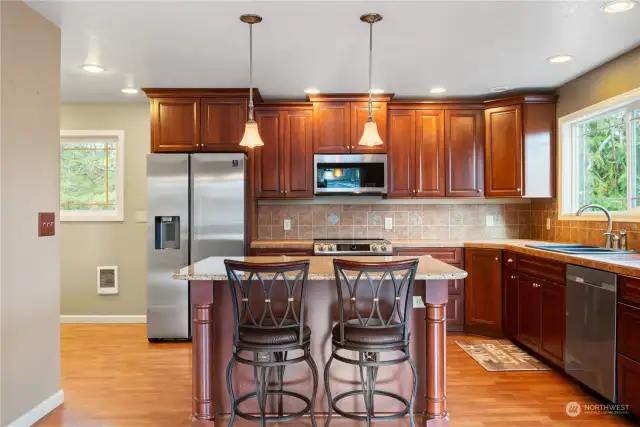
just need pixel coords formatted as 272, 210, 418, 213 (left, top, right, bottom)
359, 119, 383, 147
239, 120, 263, 148
239, 14, 264, 148
358, 13, 384, 147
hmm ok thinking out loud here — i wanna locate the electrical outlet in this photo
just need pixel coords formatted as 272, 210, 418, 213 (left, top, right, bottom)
546, 217, 551, 230
284, 218, 292, 231
384, 217, 393, 230
412, 296, 426, 309
38, 212, 55, 237
485, 215, 494, 227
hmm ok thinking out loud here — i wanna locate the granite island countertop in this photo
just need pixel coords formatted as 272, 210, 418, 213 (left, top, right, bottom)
174, 255, 467, 281
251, 239, 640, 277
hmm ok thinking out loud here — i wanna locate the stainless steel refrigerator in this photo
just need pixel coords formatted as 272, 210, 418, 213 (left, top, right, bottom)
147, 153, 246, 341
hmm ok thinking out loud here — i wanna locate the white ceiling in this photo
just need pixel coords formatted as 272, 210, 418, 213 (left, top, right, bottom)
26, 0, 640, 103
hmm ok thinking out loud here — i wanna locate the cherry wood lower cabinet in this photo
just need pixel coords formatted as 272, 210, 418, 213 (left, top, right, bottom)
254, 106, 313, 199
512, 271, 566, 367
617, 275, 640, 416
250, 247, 314, 256
503, 267, 519, 338
394, 247, 464, 331
619, 354, 640, 416
464, 248, 503, 337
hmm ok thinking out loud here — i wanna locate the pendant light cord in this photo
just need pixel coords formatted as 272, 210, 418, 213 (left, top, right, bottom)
249, 23, 254, 121
368, 21, 373, 120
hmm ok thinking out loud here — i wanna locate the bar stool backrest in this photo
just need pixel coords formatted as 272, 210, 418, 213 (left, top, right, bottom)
224, 259, 311, 347
332, 258, 419, 346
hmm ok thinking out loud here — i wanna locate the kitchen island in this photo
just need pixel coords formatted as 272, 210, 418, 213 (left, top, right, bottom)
174, 255, 467, 427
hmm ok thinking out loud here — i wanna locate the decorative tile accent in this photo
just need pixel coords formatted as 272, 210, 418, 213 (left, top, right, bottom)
368, 212, 382, 226
328, 213, 340, 225
408, 211, 422, 226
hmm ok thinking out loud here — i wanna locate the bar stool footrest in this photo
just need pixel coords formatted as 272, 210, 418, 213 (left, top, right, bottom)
234, 390, 311, 423
331, 389, 411, 422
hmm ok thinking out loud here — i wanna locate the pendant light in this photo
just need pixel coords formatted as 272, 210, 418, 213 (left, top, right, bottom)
239, 14, 264, 148
358, 13, 384, 147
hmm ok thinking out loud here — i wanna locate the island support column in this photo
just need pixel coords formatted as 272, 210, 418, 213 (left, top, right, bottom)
423, 279, 449, 427
191, 280, 215, 426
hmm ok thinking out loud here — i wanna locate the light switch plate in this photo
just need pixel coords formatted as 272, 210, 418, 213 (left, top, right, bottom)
412, 296, 426, 309
384, 217, 393, 230
284, 218, 292, 231
485, 215, 494, 227
546, 217, 551, 230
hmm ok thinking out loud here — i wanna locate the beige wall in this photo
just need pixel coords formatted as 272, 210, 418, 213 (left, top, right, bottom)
0, 1, 62, 425
557, 45, 640, 117
60, 104, 149, 316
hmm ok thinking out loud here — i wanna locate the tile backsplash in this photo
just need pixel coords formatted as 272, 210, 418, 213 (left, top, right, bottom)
531, 199, 640, 249
257, 203, 532, 241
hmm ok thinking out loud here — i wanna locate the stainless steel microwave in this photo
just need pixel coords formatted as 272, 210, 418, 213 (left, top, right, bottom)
314, 154, 387, 195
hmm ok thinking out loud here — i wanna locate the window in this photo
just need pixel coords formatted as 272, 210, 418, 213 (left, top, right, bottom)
60, 130, 124, 222
559, 88, 640, 220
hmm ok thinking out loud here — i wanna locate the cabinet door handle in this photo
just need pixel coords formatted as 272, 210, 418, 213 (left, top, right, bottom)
507, 258, 513, 263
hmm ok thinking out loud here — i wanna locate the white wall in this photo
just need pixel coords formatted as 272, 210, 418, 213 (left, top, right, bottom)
60, 104, 149, 316
0, 1, 62, 425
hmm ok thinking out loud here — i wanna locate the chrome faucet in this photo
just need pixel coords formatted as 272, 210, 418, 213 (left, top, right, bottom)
576, 204, 623, 249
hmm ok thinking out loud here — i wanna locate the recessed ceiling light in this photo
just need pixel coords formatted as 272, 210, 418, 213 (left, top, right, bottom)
489, 86, 510, 93
369, 88, 384, 94
430, 87, 447, 94
304, 87, 320, 94
121, 88, 139, 94
81, 64, 105, 73
547, 55, 573, 64
601, 0, 637, 13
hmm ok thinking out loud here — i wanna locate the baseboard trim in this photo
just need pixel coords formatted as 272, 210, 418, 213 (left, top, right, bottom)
60, 315, 147, 324
8, 390, 64, 427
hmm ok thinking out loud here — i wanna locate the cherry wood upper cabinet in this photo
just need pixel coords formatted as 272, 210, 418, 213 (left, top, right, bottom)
484, 95, 556, 198
485, 105, 523, 197
350, 101, 387, 154
387, 110, 415, 198
254, 106, 313, 200
312, 102, 351, 153
201, 98, 247, 151
446, 110, 484, 197
464, 248, 503, 337
151, 98, 200, 152
254, 109, 283, 198
283, 109, 314, 199
415, 110, 445, 197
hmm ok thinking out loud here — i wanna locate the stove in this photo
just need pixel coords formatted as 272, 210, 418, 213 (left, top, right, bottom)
313, 239, 393, 256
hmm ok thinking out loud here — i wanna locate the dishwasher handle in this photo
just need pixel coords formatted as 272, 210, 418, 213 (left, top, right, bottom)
567, 274, 616, 292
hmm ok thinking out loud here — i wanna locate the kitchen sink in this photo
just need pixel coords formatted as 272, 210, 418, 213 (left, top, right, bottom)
526, 243, 635, 255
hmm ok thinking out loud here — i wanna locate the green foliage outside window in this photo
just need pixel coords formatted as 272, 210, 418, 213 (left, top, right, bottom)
576, 110, 628, 211
60, 142, 117, 211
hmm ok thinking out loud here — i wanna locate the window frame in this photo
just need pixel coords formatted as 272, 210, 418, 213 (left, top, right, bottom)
558, 87, 640, 222
59, 130, 125, 222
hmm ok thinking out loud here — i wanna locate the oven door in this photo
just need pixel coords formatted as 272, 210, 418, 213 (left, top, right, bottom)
314, 154, 387, 195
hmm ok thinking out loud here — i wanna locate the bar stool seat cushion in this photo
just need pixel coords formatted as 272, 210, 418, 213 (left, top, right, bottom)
239, 325, 311, 346
332, 322, 407, 345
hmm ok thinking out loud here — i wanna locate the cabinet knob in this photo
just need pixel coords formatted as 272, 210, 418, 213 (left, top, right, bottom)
495, 257, 499, 261
477, 189, 482, 193
281, 190, 284, 194
510, 275, 516, 279
517, 188, 521, 192
507, 258, 513, 263
284, 190, 288, 194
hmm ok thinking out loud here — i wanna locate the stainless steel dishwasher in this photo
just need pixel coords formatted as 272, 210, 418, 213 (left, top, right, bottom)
565, 264, 617, 402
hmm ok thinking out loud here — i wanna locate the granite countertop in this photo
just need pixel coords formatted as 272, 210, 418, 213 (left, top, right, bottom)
174, 255, 467, 281
251, 239, 640, 277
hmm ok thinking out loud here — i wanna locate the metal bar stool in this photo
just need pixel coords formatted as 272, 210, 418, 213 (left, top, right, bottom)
224, 259, 318, 427
324, 258, 419, 427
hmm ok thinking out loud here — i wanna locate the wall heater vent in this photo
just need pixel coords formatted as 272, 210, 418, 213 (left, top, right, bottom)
97, 266, 119, 295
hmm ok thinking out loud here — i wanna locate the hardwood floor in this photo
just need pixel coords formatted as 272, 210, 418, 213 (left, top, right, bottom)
37, 325, 635, 427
